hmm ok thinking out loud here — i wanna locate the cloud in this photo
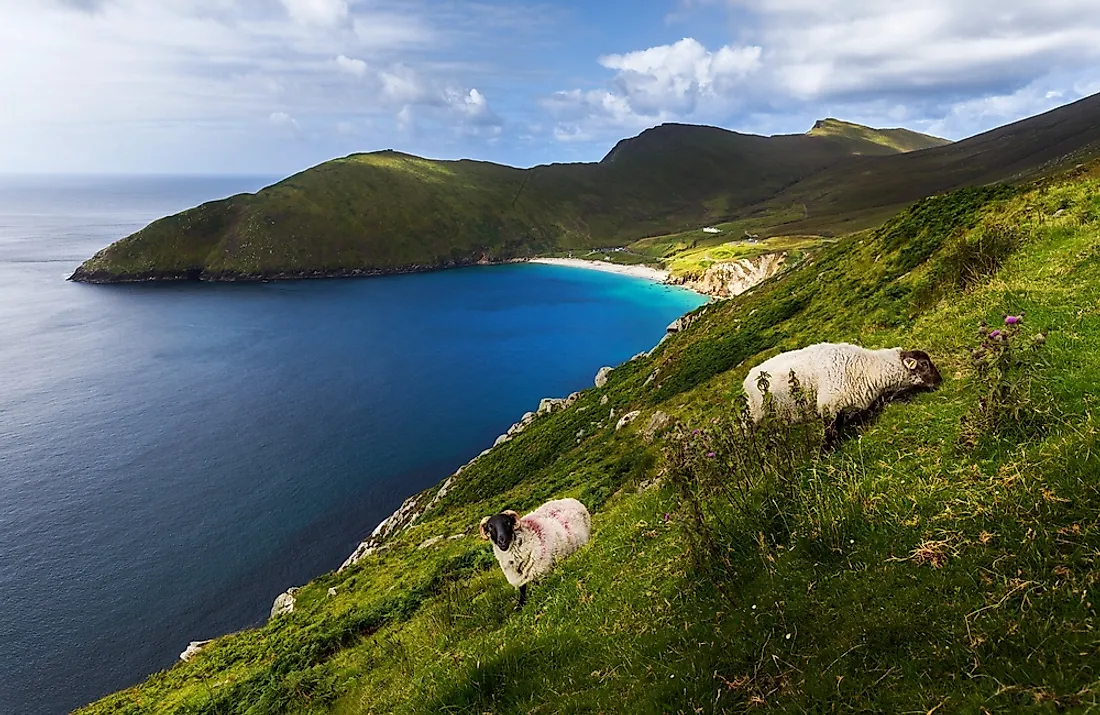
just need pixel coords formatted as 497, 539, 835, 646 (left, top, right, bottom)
335, 54, 368, 77
378, 65, 502, 133
544, 38, 761, 140
269, 111, 299, 128
546, 1, 1100, 142
279, 0, 348, 28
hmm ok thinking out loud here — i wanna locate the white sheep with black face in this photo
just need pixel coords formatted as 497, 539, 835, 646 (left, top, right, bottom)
479, 497, 591, 608
743, 342, 943, 440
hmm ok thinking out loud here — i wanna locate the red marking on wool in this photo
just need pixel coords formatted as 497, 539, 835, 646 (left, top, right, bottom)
522, 517, 547, 546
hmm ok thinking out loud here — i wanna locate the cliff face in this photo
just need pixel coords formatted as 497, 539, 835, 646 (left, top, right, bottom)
670, 253, 787, 298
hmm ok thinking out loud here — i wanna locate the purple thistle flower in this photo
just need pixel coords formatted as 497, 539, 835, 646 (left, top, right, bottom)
692, 429, 701, 435
989, 329, 1002, 339
707, 451, 716, 458
1004, 315, 1021, 325
663, 512, 671, 523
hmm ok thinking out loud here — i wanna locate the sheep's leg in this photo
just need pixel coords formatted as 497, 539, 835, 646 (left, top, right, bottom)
822, 412, 843, 452
515, 584, 528, 610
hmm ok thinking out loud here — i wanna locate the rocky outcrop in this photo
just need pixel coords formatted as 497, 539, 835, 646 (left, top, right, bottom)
642, 411, 672, 442
271, 587, 299, 618
595, 366, 613, 387
179, 640, 213, 662
616, 410, 642, 430
669, 253, 787, 299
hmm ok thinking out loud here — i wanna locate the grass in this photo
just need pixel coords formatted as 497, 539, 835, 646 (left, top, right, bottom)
71, 120, 951, 282
78, 159, 1100, 714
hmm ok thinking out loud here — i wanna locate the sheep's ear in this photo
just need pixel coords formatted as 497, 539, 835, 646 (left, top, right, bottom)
502, 510, 519, 523
478, 516, 490, 540
903, 357, 918, 370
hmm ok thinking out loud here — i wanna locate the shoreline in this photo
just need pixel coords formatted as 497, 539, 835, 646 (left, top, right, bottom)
527, 257, 671, 284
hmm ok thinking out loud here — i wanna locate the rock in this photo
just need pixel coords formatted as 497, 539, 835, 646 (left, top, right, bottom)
600, 394, 609, 406
565, 392, 581, 406
418, 535, 444, 550
448, 533, 464, 540
327, 587, 338, 598
494, 433, 511, 447
538, 397, 565, 415
630, 352, 647, 362
180, 639, 213, 662
642, 411, 671, 442
616, 410, 642, 430
643, 371, 656, 387
270, 587, 300, 618
673, 254, 786, 299
594, 366, 613, 388
576, 429, 585, 438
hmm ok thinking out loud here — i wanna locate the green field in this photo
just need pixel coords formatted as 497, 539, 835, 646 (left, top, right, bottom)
80, 159, 1100, 714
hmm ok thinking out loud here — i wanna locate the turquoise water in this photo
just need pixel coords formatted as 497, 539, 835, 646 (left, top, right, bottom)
0, 176, 705, 714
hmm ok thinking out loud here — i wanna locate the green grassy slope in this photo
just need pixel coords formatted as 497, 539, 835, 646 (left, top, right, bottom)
80, 160, 1100, 713
808, 118, 951, 154
754, 92, 1100, 237
70, 122, 946, 282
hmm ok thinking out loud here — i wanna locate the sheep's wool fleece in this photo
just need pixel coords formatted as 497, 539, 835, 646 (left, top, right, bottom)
744, 342, 914, 421
493, 498, 591, 588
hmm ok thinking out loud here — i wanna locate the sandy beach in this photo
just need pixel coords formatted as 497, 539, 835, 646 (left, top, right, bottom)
528, 257, 670, 283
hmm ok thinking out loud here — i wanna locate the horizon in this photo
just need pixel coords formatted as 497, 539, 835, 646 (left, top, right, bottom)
3, 0, 1100, 176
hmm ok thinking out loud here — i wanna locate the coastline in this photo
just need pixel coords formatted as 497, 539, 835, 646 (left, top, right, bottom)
527, 257, 670, 283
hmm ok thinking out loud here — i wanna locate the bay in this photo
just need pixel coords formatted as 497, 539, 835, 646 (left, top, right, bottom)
0, 175, 705, 714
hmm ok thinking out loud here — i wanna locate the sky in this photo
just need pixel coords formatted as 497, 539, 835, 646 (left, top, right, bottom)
2, 0, 1100, 175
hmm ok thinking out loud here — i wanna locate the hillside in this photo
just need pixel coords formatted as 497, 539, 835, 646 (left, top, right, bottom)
752, 92, 1100, 237
808, 118, 951, 154
69, 121, 945, 283
80, 159, 1100, 713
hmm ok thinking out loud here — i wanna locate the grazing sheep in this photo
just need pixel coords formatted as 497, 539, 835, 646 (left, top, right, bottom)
743, 342, 942, 439
479, 497, 591, 608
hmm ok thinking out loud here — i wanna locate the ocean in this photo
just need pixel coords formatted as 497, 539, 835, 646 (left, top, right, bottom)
0, 175, 706, 714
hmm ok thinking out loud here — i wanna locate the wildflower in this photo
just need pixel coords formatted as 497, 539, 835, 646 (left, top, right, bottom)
663, 512, 671, 523
692, 429, 701, 435
1004, 315, 1022, 325
707, 451, 716, 458
989, 330, 1002, 339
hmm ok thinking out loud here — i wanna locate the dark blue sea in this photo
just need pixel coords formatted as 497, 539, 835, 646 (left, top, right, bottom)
0, 175, 705, 714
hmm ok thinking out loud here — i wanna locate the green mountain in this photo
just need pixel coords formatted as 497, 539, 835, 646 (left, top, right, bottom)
80, 157, 1100, 714
808, 117, 952, 154
69, 120, 948, 283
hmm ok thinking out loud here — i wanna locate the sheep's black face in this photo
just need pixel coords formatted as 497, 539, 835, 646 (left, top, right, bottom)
901, 350, 943, 389
483, 513, 517, 551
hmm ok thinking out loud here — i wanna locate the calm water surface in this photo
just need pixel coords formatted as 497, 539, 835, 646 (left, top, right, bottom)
0, 175, 705, 714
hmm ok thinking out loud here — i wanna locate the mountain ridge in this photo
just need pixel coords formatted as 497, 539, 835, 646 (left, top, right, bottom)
68, 117, 950, 283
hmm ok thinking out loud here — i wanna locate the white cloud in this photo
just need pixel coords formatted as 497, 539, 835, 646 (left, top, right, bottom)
546, 1, 1100, 142
269, 111, 298, 128
544, 38, 761, 140
335, 54, 368, 77
0, 0, 523, 171
599, 39, 761, 115
280, 0, 348, 28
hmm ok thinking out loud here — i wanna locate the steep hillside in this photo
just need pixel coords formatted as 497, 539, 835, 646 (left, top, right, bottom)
755, 92, 1100, 236
69, 121, 943, 283
808, 118, 951, 154
80, 161, 1100, 713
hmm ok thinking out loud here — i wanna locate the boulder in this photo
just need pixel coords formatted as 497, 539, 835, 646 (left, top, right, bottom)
594, 366, 613, 388
270, 587, 300, 618
418, 535, 444, 550
616, 410, 642, 430
179, 639, 213, 662
642, 411, 672, 442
